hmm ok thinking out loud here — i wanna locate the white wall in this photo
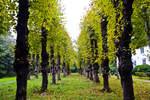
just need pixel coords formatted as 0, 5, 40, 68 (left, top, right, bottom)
132, 46, 150, 67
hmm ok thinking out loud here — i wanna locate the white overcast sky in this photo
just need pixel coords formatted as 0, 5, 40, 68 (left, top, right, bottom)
12, 0, 91, 41
61, 0, 91, 41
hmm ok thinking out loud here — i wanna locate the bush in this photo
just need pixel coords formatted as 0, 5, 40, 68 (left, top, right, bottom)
133, 64, 150, 74
146, 72, 150, 77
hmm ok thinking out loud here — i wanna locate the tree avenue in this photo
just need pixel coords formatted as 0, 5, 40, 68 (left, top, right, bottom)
4, 0, 75, 99
77, 0, 149, 100
0, 0, 149, 100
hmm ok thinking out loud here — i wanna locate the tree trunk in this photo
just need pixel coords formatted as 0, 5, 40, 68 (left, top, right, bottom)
63, 61, 66, 77
50, 46, 56, 84
83, 61, 86, 76
89, 27, 99, 82
51, 59, 56, 84
92, 39, 100, 83
57, 53, 61, 81
49, 66, 52, 76
86, 71, 89, 78
27, 54, 35, 80
13, 0, 30, 99
87, 57, 93, 80
101, 57, 110, 91
34, 54, 39, 78
101, 16, 110, 91
113, 0, 120, 80
67, 63, 70, 75
86, 58, 90, 78
79, 61, 82, 75
27, 67, 31, 80
41, 27, 49, 92
93, 63, 100, 83
143, 7, 150, 47
145, 20, 150, 47
115, 0, 135, 99
27, 54, 31, 80
89, 64, 93, 80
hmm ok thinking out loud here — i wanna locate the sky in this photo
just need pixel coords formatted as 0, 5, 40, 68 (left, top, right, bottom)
12, 0, 91, 41
61, 0, 91, 41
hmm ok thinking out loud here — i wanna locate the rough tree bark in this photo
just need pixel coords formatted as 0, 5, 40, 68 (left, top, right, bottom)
27, 54, 31, 80
13, 0, 30, 99
41, 27, 49, 92
101, 57, 110, 91
93, 62, 100, 83
79, 61, 82, 75
67, 63, 70, 75
27, 54, 35, 80
90, 32, 99, 83
93, 41, 100, 83
86, 58, 90, 78
83, 61, 86, 76
51, 58, 56, 84
51, 46, 56, 84
113, 0, 120, 80
57, 52, 61, 80
63, 61, 66, 77
101, 16, 110, 91
34, 54, 39, 78
90, 32, 95, 81
114, 0, 135, 99
143, 7, 150, 47
89, 63, 93, 80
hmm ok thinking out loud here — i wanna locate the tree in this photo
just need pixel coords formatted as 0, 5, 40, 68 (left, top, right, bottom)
130, 0, 149, 49
28, 0, 64, 89
133, 0, 150, 47
78, 0, 138, 98
89, 27, 100, 83
41, 26, 49, 92
101, 16, 110, 91
50, 46, 56, 84
115, 0, 135, 99
0, 0, 16, 36
57, 52, 61, 80
13, 0, 30, 99
34, 54, 39, 78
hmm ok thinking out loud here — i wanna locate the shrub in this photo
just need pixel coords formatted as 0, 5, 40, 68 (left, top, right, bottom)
146, 72, 150, 77
133, 64, 150, 75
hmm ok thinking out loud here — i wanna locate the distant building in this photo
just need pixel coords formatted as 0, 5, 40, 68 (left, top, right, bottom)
132, 46, 150, 67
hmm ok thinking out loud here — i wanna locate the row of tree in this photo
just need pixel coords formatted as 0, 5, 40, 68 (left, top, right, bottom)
77, 0, 149, 100
0, 0, 76, 100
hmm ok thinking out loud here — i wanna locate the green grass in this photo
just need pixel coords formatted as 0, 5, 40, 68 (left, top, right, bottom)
0, 73, 150, 100
0, 77, 16, 82
133, 75, 150, 80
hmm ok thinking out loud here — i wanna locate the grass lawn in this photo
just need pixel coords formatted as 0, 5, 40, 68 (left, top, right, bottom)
133, 75, 150, 80
0, 73, 150, 100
